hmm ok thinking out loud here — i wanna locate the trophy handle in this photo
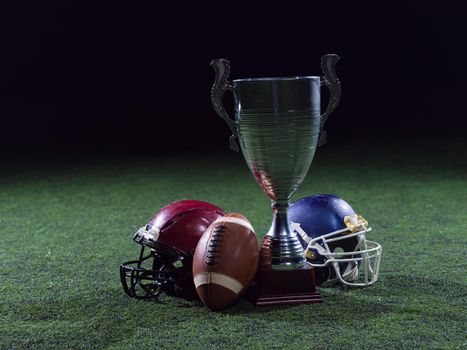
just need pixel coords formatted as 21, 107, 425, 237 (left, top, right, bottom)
210, 58, 239, 152
319, 54, 341, 146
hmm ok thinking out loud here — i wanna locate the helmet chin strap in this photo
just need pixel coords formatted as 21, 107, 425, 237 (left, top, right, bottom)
320, 261, 358, 287
341, 261, 359, 282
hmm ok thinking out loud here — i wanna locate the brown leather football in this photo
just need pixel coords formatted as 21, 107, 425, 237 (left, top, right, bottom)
192, 212, 259, 310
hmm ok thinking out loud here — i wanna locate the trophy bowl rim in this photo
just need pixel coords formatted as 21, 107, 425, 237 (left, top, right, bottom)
233, 76, 320, 83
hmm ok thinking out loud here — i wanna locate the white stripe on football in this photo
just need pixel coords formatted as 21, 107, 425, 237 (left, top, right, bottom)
194, 272, 244, 294
212, 216, 255, 233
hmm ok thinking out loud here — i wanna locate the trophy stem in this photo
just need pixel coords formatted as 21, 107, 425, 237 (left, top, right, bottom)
260, 201, 307, 270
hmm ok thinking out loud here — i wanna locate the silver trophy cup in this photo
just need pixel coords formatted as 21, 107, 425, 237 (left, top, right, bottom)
211, 55, 341, 272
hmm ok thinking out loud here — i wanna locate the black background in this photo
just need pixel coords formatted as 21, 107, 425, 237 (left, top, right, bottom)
1, 2, 466, 156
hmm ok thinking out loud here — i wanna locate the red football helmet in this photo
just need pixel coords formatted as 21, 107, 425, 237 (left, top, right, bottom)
120, 200, 225, 299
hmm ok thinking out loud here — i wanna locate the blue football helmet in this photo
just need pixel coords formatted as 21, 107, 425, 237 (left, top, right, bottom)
289, 194, 382, 287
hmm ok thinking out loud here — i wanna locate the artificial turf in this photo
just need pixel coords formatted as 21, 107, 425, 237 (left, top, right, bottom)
0, 141, 466, 349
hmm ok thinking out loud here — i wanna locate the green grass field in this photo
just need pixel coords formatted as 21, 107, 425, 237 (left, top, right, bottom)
1, 142, 466, 349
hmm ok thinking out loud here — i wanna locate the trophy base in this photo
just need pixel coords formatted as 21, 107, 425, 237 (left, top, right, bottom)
244, 265, 323, 307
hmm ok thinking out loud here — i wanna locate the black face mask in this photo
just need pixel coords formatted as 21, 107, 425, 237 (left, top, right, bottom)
120, 244, 197, 300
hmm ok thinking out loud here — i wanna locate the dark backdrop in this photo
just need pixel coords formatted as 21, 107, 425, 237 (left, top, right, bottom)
1, 2, 466, 156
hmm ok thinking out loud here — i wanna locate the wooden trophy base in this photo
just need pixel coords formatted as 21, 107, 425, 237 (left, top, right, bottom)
244, 265, 323, 307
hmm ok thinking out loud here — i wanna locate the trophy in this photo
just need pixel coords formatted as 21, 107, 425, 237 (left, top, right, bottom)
210, 55, 341, 306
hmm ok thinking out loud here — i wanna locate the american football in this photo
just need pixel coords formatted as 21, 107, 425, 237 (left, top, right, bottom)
193, 213, 259, 310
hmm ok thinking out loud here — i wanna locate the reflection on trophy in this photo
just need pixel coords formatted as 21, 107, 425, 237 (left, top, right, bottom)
211, 55, 341, 305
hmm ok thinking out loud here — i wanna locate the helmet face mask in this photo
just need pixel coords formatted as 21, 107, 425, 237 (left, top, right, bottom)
289, 194, 382, 287
295, 222, 382, 287
120, 200, 225, 300
120, 246, 167, 299
120, 237, 189, 299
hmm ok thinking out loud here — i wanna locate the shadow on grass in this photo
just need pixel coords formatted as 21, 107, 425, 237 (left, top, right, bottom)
3, 274, 465, 349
